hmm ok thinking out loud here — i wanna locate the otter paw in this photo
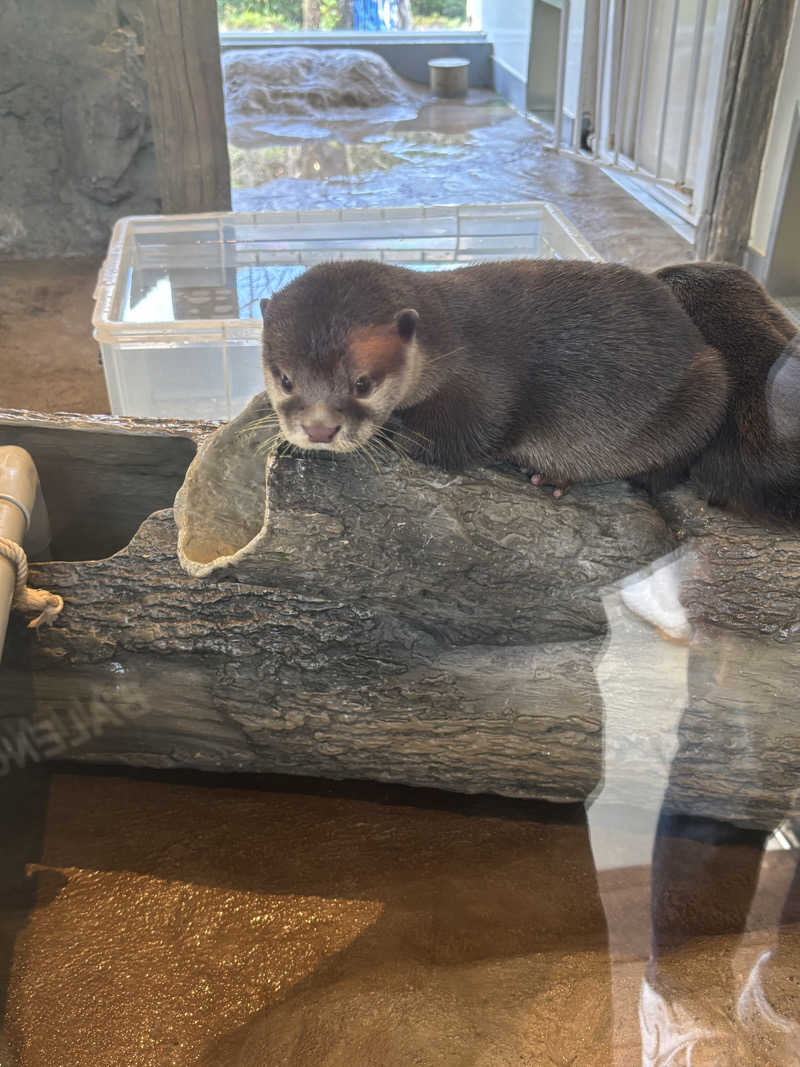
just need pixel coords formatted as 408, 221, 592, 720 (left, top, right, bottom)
528, 472, 571, 498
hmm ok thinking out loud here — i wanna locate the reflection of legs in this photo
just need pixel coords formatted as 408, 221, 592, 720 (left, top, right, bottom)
778, 855, 800, 929
641, 812, 770, 1065
651, 812, 768, 957
737, 853, 800, 1056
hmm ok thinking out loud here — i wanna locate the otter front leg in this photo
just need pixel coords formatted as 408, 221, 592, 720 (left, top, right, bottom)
528, 471, 572, 499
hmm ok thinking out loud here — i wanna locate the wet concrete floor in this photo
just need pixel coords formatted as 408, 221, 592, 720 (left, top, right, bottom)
229, 89, 692, 272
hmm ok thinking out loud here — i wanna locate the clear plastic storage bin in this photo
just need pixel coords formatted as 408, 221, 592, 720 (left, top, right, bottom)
93, 202, 600, 421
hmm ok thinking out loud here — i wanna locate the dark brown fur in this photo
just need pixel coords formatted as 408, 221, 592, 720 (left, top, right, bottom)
261, 259, 730, 483
650, 262, 800, 519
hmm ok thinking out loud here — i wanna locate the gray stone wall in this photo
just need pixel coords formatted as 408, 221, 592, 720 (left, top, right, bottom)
0, 0, 159, 260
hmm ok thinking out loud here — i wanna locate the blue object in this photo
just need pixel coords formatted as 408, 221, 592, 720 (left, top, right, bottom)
353, 0, 399, 30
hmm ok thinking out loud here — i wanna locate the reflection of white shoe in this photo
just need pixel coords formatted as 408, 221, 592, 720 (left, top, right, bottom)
620, 558, 691, 643
639, 975, 720, 1065
737, 950, 800, 1065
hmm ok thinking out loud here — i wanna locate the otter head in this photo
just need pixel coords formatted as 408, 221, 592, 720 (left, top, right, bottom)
260, 274, 421, 454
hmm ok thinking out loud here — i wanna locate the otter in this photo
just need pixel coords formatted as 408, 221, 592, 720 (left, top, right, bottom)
650, 262, 800, 519
259, 259, 729, 493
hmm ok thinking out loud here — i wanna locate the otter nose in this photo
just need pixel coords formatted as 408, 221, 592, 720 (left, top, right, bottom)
302, 421, 341, 444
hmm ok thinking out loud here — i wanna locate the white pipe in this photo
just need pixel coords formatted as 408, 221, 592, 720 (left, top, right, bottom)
0, 446, 48, 659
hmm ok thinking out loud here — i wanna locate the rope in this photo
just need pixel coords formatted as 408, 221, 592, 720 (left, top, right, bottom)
0, 537, 64, 630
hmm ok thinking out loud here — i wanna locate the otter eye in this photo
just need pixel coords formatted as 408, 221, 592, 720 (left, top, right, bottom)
273, 367, 293, 393
354, 376, 373, 398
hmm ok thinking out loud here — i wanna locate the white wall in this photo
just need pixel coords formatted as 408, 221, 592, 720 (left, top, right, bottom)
563, 0, 586, 122
481, 0, 534, 81
750, 2, 800, 256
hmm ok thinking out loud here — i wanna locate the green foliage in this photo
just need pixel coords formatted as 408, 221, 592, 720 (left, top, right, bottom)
218, 0, 467, 31
410, 0, 466, 19
217, 0, 302, 30
320, 0, 343, 29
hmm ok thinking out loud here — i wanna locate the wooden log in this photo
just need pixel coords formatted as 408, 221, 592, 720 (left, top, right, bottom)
142, 0, 231, 213
0, 400, 676, 802
696, 0, 795, 263
657, 487, 800, 642
1, 400, 800, 827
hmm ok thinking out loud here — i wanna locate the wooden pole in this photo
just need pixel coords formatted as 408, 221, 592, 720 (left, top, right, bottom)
696, 0, 794, 264
142, 0, 231, 214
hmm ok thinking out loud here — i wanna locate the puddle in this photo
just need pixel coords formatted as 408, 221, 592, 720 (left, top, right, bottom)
228, 91, 530, 212
226, 77, 694, 270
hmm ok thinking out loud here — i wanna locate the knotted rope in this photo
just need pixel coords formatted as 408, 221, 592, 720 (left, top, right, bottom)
0, 537, 64, 629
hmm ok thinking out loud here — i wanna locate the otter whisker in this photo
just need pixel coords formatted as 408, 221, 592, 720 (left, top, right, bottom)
382, 424, 433, 447
242, 412, 279, 425
370, 438, 397, 466
255, 432, 286, 455
373, 430, 411, 465
421, 345, 467, 368
238, 414, 280, 436
371, 434, 415, 474
357, 441, 382, 474
376, 431, 420, 458
255, 433, 283, 450
374, 429, 422, 466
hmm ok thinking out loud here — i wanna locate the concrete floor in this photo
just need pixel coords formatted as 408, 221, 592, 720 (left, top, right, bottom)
228, 90, 693, 271
0, 257, 108, 416
1, 92, 799, 1066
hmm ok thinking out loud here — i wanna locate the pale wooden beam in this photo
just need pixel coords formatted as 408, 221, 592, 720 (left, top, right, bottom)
142, 0, 231, 214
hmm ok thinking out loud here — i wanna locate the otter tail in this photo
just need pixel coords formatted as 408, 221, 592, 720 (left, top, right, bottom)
654, 262, 800, 524
656, 262, 797, 345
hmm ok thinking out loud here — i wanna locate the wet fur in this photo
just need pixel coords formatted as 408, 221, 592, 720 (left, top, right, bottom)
262, 259, 729, 482
650, 262, 800, 520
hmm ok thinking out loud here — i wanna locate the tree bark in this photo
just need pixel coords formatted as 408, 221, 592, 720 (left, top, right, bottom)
2, 402, 799, 827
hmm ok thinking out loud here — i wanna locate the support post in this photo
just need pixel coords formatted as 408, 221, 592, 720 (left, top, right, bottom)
696, 0, 794, 264
142, 0, 231, 214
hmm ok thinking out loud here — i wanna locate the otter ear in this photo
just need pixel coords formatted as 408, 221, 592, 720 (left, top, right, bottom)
259, 297, 271, 318
394, 308, 419, 342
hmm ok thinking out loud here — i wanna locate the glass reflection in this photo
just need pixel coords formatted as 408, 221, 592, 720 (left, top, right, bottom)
594, 540, 800, 1065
